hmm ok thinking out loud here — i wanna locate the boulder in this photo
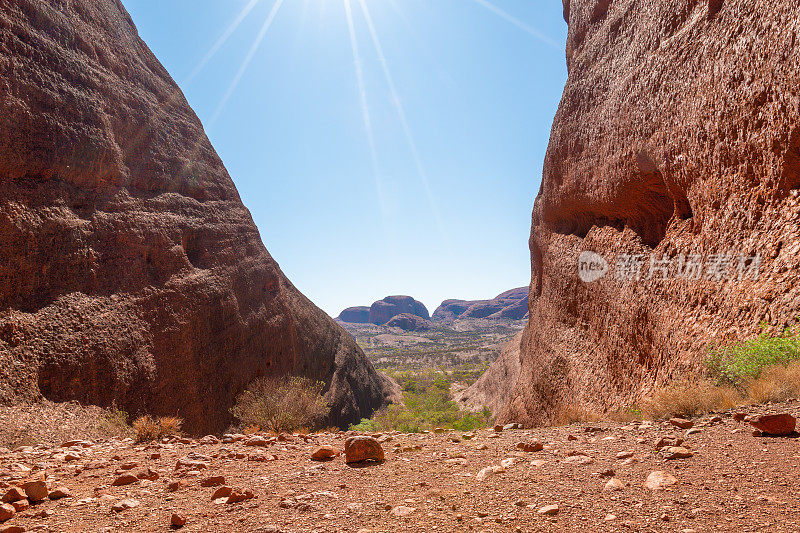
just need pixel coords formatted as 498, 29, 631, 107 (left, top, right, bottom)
749, 413, 796, 436
310, 446, 340, 461
0, 0, 397, 432
344, 436, 385, 463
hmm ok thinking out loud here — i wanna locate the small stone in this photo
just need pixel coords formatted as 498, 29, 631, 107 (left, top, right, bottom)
344, 437, 384, 464
655, 435, 683, 450
562, 454, 593, 465
615, 451, 634, 460
111, 473, 139, 487
111, 499, 140, 512
0, 525, 25, 533
669, 418, 694, 430
603, 478, 625, 492
171, 512, 187, 527
662, 446, 693, 460
645, 471, 678, 491
0, 503, 14, 522
137, 469, 159, 481
311, 446, 339, 461
211, 486, 233, 500
605, 513, 616, 521
200, 476, 226, 487
391, 505, 415, 517
475, 465, 505, 481
167, 481, 185, 492
749, 413, 796, 436
538, 504, 559, 516
567, 434, 577, 441
493, 425, 503, 432
22, 480, 49, 502
476, 444, 489, 451
48, 487, 72, 500
1, 488, 25, 504
226, 488, 254, 504
10, 500, 28, 512
516, 440, 543, 453
732, 412, 747, 422
710, 416, 723, 424
245, 436, 270, 447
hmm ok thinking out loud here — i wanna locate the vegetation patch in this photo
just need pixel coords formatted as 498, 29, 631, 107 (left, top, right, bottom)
351, 366, 493, 433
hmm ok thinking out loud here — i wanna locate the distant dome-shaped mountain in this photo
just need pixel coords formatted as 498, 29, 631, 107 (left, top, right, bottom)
432, 288, 529, 321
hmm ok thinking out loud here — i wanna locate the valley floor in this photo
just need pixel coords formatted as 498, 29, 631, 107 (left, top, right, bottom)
1, 402, 799, 532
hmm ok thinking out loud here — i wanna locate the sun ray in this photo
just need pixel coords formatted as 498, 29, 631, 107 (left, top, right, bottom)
357, 0, 448, 243
343, 0, 386, 210
469, 0, 559, 49
208, 0, 286, 127
185, 0, 262, 84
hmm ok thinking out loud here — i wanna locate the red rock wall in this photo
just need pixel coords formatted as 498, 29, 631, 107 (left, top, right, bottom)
475, 0, 800, 424
0, 0, 397, 433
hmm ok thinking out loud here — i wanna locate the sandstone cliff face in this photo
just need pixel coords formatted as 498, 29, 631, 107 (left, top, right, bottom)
472, 0, 800, 425
368, 296, 429, 326
0, 0, 397, 433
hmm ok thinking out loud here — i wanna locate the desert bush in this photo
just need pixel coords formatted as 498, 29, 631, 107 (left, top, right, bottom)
231, 376, 330, 433
133, 415, 184, 442
706, 326, 800, 386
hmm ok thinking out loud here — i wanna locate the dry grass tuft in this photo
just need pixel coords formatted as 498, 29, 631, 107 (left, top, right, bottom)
643, 360, 800, 420
746, 361, 800, 404
642, 381, 740, 420
158, 416, 183, 437
554, 403, 602, 426
133, 415, 184, 443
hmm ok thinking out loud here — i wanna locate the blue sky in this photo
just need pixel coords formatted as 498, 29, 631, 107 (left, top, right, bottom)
124, 0, 568, 316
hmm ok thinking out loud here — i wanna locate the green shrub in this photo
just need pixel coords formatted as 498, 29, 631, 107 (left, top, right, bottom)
706, 326, 800, 386
231, 376, 330, 433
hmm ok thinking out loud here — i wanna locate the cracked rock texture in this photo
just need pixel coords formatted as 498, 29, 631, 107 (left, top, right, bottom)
0, 0, 397, 434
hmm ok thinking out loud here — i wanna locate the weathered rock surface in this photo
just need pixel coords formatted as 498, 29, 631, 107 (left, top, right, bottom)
337, 306, 371, 324
0, 0, 397, 433
432, 288, 529, 321
384, 313, 432, 332
476, 0, 800, 425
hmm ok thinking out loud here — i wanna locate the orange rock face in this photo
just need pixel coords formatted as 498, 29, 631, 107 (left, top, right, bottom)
0, 0, 397, 433
473, 0, 800, 424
